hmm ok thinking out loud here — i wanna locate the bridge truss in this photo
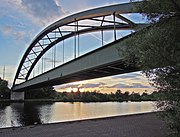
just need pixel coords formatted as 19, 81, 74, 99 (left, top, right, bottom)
13, 2, 146, 87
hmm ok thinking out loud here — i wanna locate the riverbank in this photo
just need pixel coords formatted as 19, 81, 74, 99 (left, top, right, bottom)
0, 112, 169, 137
0, 99, 155, 103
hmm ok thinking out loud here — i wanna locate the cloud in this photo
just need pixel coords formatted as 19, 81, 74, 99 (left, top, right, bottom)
1, 25, 26, 41
131, 83, 151, 88
99, 82, 106, 86
109, 83, 150, 89
21, 0, 66, 26
2, 25, 12, 36
0, 0, 66, 26
109, 83, 131, 88
13, 31, 25, 40
81, 84, 100, 88
56, 83, 80, 89
56, 82, 107, 90
80, 82, 106, 88
112, 72, 142, 79
56, 0, 90, 15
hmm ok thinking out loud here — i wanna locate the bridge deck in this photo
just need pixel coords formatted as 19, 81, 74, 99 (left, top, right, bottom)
0, 113, 169, 137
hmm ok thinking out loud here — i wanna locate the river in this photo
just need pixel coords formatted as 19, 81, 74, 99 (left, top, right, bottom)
0, 101, 156, 128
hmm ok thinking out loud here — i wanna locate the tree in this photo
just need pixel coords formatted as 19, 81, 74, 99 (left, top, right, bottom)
130, 92, 141, 101
25, 86, 57, 99
122, 91, 130, 101
115, 90, 123, 102
118, 0, 180, 136
0, 78, 10, 99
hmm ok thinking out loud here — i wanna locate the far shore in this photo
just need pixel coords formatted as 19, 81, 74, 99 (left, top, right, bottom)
0, 99, 154, 103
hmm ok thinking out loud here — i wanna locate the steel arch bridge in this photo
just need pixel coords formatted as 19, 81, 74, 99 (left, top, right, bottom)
13, 2, 147, 91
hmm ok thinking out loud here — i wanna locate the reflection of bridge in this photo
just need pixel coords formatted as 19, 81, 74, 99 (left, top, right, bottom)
11, 2, 148, 100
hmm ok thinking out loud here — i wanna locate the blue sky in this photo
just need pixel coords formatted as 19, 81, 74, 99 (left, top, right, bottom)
0, 0, 153, 93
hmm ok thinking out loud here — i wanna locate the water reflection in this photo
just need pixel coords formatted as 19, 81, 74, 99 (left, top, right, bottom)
0, 101, 155, 128
0, 102, 54, 128
0, 103, 11, 127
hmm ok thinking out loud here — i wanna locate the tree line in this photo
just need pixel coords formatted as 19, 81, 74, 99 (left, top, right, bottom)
0, 78, 162, 102
25, 87, 162, 102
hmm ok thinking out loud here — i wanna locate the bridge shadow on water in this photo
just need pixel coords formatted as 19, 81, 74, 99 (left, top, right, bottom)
0, 102, 54, 128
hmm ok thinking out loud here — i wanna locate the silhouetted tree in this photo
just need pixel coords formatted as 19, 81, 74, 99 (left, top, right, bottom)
25, 86, 57, 99
121, 1, 180, 136
130, 92, 141, 101
122, 91, 130, 101
115, 90, 123, 102
0, 78, 10, 99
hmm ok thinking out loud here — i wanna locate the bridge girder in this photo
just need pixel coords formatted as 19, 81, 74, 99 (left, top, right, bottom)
13, 2, 146, 87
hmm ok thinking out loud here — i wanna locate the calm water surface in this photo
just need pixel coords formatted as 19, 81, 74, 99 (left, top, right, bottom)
0, 101, 156, 128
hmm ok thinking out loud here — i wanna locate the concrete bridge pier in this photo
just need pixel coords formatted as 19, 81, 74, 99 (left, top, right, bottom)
11, 91, 24, 101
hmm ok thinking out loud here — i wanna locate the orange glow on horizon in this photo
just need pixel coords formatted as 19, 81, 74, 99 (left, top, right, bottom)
54, 72, 154, 94
55, 87, 153, 94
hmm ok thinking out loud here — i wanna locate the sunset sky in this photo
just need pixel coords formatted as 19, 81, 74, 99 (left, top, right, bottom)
0, 0, 153, 94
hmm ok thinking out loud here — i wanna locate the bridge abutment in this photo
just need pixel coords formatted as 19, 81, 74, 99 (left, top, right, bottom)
11, 91, 24, 101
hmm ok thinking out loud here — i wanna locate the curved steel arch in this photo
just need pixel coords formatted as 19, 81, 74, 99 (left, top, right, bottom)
13, 2, 144, 86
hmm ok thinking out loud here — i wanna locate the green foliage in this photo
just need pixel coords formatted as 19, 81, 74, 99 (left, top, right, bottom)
132, 0, 180, 23
0, 78, 8, 91
129, 92, 141, 101
23, 83, 163, 102
25, 86, 57, 99
0, 78, 10, 99
117, 17, 180, 70
119, 0, 180, 136
53, 89, 160, 102
25, 86, 162, 102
